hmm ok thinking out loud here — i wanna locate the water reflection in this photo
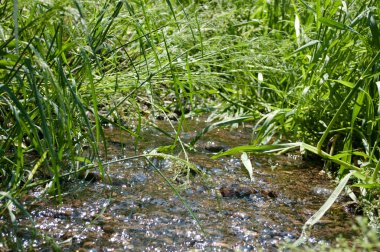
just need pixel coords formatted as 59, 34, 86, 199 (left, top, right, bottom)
1, 118, 355, 251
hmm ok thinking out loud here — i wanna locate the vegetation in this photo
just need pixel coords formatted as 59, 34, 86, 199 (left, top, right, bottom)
281, 217, 380, 251
0, 0, 379, 250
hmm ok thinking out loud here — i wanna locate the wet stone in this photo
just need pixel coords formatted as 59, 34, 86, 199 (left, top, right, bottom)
78, 171, 127, 186
209, 167, 224, 175
195, 185, 206, 194
102, 224, 116, 234
196, 140, 230, 153
130, 172, 148, 184
185, 188, 194, 195
150, 198, 169, 206
82, 241, 96, 248
219, 184, 258, 198
76, 248, 88, 252
261, 189, 277, 198
147, 158, 172, 170
312, 186, 333, 197
111, 200, 139, 216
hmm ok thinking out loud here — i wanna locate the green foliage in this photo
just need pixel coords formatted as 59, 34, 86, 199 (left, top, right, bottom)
207, 0, 380, 234
281, 217, 380, 251
1, 0, 380, 249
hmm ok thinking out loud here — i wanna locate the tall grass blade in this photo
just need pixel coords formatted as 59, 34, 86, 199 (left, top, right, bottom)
12, 0, 19, 53
292, 40, 319, 54
241, 152, 254, 181
190, 116, 253, 146
144, 154, 204, 233
165, 0, 180, 29
318, 17, 347, 30
293, 170, 355, 246
317, 50, 380, 154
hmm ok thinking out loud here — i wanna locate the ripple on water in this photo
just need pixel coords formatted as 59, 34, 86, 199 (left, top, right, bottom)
3, 120, 357, 251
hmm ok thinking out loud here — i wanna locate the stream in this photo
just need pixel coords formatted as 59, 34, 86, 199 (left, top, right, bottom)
0, 117, 356, 251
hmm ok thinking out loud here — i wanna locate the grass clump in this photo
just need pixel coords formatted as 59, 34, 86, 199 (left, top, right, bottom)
281, 217, 380, 251
207, 0, 380, 225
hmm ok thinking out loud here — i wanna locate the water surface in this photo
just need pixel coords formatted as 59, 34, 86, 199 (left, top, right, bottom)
0, 117, 355, 251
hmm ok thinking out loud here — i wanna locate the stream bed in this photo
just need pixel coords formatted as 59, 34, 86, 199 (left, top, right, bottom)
1, 117, 356, 251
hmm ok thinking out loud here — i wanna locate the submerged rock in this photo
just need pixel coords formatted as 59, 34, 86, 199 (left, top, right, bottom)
195, 140, 230, 153
219, 184, 258, 198
131, 172, 148, 184
219, 184, 277, 199
78, 171, 128, 186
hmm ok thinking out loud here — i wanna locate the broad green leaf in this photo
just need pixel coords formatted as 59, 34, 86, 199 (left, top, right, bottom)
0, 60, 16, 68
332, 151, 369, 160
318, 17, 346, 30
294, 14, 301, 40
212, 143, 300, 159
165, 0, 179, 29
331, 79, 354, 88
156, 145, 175, 154
376, 81, 380, 115
214, 142, 361, 172
294, 170, 355, 246
292, 40, 320, 54
27, 151, 47, 182
190, 116, 253, 146
241, 152, 253, 181
74, 156, 93, 165
0, 191, 33, 222
368, 11, 380, 49
352, 183, 380, 189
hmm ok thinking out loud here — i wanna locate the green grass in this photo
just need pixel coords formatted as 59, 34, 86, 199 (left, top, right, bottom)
0, 0, 380, 250
281, 217, 380, 251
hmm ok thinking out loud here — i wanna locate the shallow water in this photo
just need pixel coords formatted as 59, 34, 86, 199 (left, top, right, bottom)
0, 117, 355, 251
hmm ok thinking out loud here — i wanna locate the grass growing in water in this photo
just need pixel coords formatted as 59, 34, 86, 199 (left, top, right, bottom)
0, 0, 379, 250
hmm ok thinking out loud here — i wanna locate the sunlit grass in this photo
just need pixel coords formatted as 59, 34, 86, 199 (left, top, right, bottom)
0, 0, 379, 250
